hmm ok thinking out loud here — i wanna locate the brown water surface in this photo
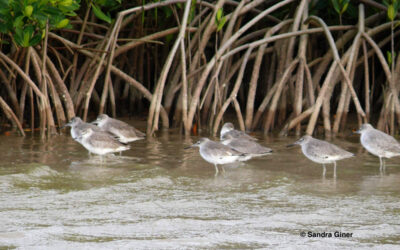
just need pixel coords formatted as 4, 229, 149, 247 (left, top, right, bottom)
0, 122, 400, 248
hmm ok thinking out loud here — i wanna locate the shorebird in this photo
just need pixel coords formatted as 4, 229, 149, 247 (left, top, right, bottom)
77, 128, 130, 158
63, 117, 106, 142
355, 123, 400, 171
288, 135, 354, 177
220, 122, 257, 141
187, 138, 249, 176
221, 135, 272, 159
92, 114, 145, 143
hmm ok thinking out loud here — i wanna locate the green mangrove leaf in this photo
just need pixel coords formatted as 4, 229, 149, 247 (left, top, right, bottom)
13, 15, 25, 28
340, 0, 349, 14
33, 12, 48, 28
29, 33, 42, 46
396, 0, 400, 11
383, 0, 389, 7
14, 28, 23, 46
165, 33, 174, 43
216, 8, 223, 22
0, 0, 8, 9
331, 0, 340, 14
387, 51, 392, 66
56, 18, 69, 28
42, 6, 62, 16
163, 6, 172, 19
25, 5, 33, 17
23, 33, 30, 47
217, 16, 226, 32
22, 26, 34, 47
59, 0, 73, 7
59, 3, 80, 15
388, 4, 395, 21
91, 3, 111, 23
0, 23, 8, 33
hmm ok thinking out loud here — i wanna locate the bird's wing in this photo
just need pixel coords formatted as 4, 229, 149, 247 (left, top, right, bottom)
206, 142, 243, 157
364, 130, 400, 153
224, 130, 257, 141
108, 119, 142, 138
227, 139, 271, 154
306, 139, 352, 159
88, 132, 126, 148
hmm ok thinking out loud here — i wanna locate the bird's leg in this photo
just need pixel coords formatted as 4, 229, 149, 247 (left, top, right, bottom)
333, 162, 337, 179
322, 164, 326, 177
214, 164, 219, 177
379, 157, 383, 172
221, 165, 226, 173
382, 158, 386, 174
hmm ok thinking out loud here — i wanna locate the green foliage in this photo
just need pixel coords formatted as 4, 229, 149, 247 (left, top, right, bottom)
91, 0, 121, 24
309, 0, 357, 24
0, 0, 80, 47
387, 51, 396, 66
141, 0, 195, 29
142, 0, 145, 24
215, 8, 226, 32
383, 0, 399, 21
189, 0, 196, 24
165, 33, 174, 43
331, 0, 349, 15
92, 2, 111, 23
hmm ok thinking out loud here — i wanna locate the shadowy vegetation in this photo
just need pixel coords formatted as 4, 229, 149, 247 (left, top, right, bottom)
0, 0, 399, 138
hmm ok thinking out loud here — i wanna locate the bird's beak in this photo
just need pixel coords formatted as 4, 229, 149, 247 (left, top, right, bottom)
184, 143, 198, 149
287, 139, 301, 148
353, 129, 361, 134
61, 122, 71, 129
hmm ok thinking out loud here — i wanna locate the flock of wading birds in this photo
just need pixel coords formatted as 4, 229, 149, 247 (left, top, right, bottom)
63, 115, 400, 177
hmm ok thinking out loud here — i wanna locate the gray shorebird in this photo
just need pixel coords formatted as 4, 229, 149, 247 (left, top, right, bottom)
187, 138, 249, 176
92, 114, 145, 143
63, 117, 106, 142
355, 123, 400, 171
77, 128, 130, 157
220, 122, 257, 141
288, 135, 354, 178
221, 135, 272, 159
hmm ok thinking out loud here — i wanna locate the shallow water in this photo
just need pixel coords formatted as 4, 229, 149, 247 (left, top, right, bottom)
1, 123, 400, 248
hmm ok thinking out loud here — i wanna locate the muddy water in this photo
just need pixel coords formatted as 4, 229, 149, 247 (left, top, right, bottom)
0, 123, 400, 248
